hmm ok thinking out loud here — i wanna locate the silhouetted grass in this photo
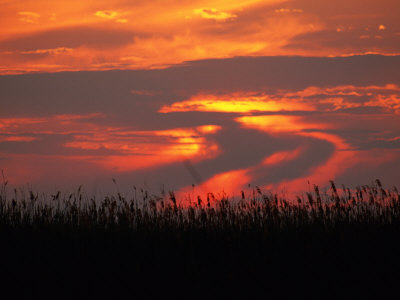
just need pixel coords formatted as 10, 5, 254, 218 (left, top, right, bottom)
2, 180, 399, 231
1, 179, 400, 299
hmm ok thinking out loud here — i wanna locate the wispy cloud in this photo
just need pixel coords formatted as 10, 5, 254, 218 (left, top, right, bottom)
17, 47, 73, 55
275, 8, 303, 13
193, 8, 237, 21
95, 10, 118, 19
95, 10, 128, 23
18, 11, 40, 23
161, 84, 400, 114
159, 92, 315, 113
0, 113, 221, 173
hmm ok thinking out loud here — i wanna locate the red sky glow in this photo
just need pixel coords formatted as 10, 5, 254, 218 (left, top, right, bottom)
0, 0, 400, 198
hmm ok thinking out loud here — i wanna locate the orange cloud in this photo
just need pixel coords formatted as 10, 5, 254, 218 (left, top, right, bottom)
0, 113, 105, 135
0, 136, 38, 142
237, 115, 358, 195
365, 94, 400, 114
193, 8, 237, 20
18, 47, 73, 55
0, 0, 399, 73
64, 126, 221, 172
199, 169, 250, 197
162, 83, 400, 196
95, 10, 118, 19
237, 115, 329, 133
275, 8, 303, 13
262, 147, 304, 165
1, 114, 222, 173
160, 93, 315, 113
0, 0, 318, 73
95, 10, 127, 23
160, 84, 400, 116
18, 11, 40, 23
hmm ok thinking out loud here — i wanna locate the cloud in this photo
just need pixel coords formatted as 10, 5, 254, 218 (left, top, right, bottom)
18, 47, 73, 55
95, 10, 128, 23
0, 113, 221, 172
18, 11, 40, 23
2, 0, 316, 73
159, 92, 315, 113
1, 56, 400, 193
0, 136, 38, 142
160, 84, 400, 115
156, 81, 400, 195
0, 0, 398, 74
0, 26, 138, 51
364, 138, 400, 150
279, 84, 400, 114
280, 0, 400, 56
275, 8, 303, 13
95, 10, 118, 20
365, 94, 400, 114
193, 8, 237, 21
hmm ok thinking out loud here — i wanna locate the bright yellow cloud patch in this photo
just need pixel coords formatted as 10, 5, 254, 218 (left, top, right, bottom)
159, 93, 315, 113
95, 10, 118, 19
18, 11, 40, 23
193, 8, 237, 20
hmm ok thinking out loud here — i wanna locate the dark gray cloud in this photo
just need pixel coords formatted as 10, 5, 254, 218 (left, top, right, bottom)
361, 139, 400, 150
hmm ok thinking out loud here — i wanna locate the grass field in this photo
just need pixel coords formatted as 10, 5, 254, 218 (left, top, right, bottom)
1, 179, 400, 299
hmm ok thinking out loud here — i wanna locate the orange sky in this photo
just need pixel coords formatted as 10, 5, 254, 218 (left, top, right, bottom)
1, 1, 400, 197
1, 0, 400, 74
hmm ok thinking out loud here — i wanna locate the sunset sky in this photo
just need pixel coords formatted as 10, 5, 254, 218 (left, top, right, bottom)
1, 0, 400, 198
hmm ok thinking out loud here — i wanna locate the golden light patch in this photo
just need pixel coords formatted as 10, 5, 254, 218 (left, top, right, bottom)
18, 11, 40, 23
95, 10, 118, 19
236, 115, 329, 133
159, 93, 315, 113
193, 8, 237, 21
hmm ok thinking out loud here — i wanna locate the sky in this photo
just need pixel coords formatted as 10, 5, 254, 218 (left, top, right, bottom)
0, 0, 400, 199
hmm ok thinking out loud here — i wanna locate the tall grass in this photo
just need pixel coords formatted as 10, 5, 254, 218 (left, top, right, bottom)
1, 179, 399, 233
1, 179, 400, 298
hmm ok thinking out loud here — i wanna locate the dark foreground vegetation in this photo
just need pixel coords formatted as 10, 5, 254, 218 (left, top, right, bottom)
1, 180, 400, 299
